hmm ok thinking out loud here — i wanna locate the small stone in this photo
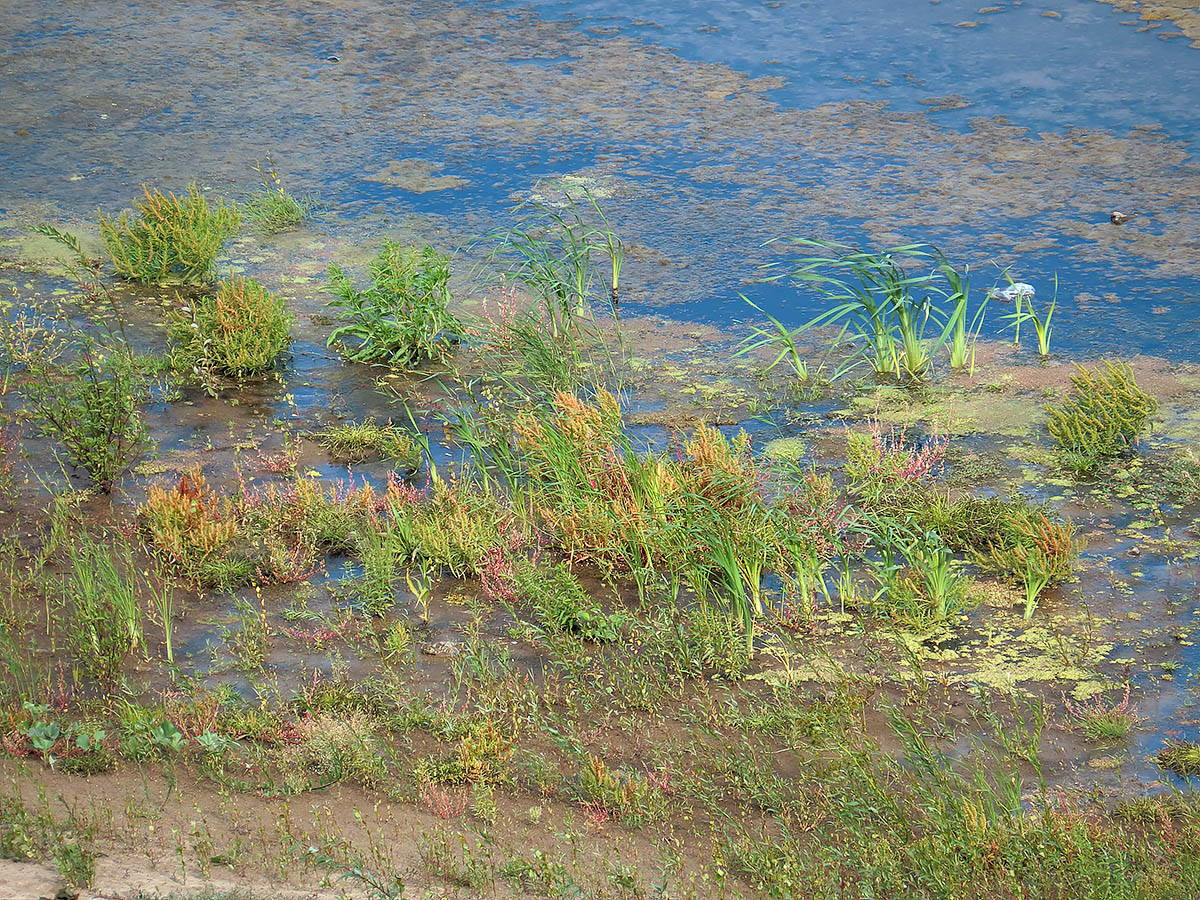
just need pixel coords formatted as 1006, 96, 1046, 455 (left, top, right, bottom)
421, 640, 461, 657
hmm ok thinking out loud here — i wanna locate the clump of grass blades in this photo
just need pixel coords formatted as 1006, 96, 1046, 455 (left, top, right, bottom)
326, 241, 462, 365
484, 188, 623, 340
60, 537, 146, 694
1065, 685, 1142, 742
169, 276, 293, 383
763, 239, 961, 382
319, 417, 420, 467
1046, 359, 1157, 474
243, 157, 315, 234
99, 183, 240, 284
1157, 741, 1200, 777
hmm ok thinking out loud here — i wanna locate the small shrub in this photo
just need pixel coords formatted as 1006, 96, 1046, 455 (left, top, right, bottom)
99, 183, 240, 284
280, 713, 387, 792
139, 467, 251, 588
576, 754, 668, 827
319, 417, 420, 467
326, 241, 462, 365
2, 316, 147, 492
1046, 360, 1157, 473
169, 276, 292, 381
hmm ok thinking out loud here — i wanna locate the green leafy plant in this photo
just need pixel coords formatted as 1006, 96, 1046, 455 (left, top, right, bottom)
1156, 740, 1200, 777
2, 314, 147, 491
1046, 359, 1157, 474
169, 276, 293, 383
99, 183, 240, 284
934, 252, 988, 373
326, 241, 462, 365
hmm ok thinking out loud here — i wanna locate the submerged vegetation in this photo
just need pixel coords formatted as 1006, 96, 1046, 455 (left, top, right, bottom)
2, 191, 1199, 898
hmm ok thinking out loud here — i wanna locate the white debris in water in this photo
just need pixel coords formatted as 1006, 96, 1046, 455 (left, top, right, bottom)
988, 282, 1036, 302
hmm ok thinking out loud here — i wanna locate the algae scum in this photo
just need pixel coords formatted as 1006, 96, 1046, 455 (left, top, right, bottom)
3, 1, 1200, 898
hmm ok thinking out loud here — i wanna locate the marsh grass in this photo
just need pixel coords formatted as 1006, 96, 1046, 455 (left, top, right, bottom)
1065, 685, 1142, 742
319, 417, 420, 467
243, 157, 316, 234
972, 508, 1080, 619
1157, 741, 1200, 777
99, 183, 240, 284
169, 276, 293, 385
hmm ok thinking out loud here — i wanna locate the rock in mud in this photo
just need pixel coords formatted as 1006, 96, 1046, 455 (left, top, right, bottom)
420, 639, 462, 657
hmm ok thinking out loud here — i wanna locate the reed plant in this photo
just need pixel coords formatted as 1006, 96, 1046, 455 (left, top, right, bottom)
934, 252, 988, 373
765, 239, 961, 381
99, 184, 240, 284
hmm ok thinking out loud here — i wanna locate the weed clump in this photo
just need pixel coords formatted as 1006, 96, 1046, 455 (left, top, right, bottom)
972, 508, 1080, 619
319, 417, 420, 467
243, 158, 315, 234
99, 184, 240, 284
1, 314, 147, 492
1157, 741, 1200, 777
1046, 360, 1157, 474
169, 276, 293, 383
511, 558, 620, 642
326, 241, 462, 365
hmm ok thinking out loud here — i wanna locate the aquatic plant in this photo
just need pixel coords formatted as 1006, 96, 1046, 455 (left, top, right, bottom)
735, 294, 810, 382
99, 184, 240, 284
1046, 360, 1157, 474
484, 190, 624, 338
934, 252, 988, 373
1157, 741, 1200, 777
1065, 684, 1142, 742
1, 314, 147, 492
319, 417, 420, 467
766, 240, 961, 381
139, 467, 249, 589
243, 156, 316, 234
169, 276, 293, 384
972, 509, 1079, 619
326, 241, 462, 365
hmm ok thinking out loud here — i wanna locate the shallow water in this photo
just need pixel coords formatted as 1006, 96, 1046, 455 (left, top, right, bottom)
2, 0, 1199, 356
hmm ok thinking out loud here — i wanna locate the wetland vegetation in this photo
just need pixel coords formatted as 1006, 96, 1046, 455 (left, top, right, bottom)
3, 2, 1200, 898
1, 176, 1199, 900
